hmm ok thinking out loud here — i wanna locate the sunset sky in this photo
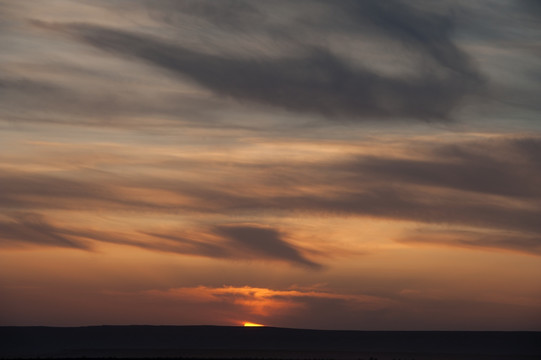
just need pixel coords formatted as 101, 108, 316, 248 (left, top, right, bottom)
1, 0, 540, 330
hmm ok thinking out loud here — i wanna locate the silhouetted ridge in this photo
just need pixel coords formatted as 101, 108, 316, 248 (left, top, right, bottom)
1, 326, 540, 359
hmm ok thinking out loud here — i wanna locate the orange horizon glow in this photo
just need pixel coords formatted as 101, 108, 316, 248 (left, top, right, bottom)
243, 322, 264, 327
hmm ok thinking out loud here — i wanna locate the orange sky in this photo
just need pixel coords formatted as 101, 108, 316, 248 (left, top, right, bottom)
1, 0, 540, 330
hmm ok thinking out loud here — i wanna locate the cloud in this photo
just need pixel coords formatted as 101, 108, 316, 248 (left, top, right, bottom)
8, 0, 541, 130
2, 136, 540, 257
333, 0, 479, 77
0, 212, 169, 252
168, 136, 541, 254
520, 0, 541, 20
397, 228, 541, 256
0, 168, 157, 211
143, 231, 231, 259
0, 72, 221, 126
346, 137, 541, 198
144, 0, 265, 31
0, 191, 320, 267
512, 136, 541, 169
0, 213, 90, 249
145, 285, 391, 318
267, 188, 541, 237
36, 19, 480, 121
214, 225, 321, 269
140, 0, 480, 76
141, 225, 323, 268
154, 136, 541, 238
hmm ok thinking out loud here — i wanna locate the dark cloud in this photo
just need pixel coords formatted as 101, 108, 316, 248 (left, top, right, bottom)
267, 188, 541, 238
348, 143, 541, 198
120, 226, 322, 268
0, 169, 111, 208
397, 228, 541, 256
144, 0, 265, 31
143, 232, 230, 259
164, 136, 541, 254
37, 20, 479, 121
0, 212, 167, 252
520, 0, 541, 20
512, 137, 541, 169
147, 175, 541, 240
334, 0, 479, 78
0, 210, 230, 258
0, 78, 71, 120
0, 213, 89, 249
215, 225, 321, 268
141, 0, 480, 78
0, 169, 162, 211
0, 197, 320, 267
0, 74, 219, 126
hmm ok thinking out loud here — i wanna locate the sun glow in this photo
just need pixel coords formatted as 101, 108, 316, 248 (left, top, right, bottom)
243, 322, 264, 327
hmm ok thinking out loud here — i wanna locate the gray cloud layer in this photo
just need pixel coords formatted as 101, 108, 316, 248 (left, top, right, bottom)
4, 0, 539, 127
41, 20, 478, 121
1, 0, 539, 130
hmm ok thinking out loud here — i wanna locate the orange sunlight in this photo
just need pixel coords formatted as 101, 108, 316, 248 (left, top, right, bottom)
243, 322, 264, 327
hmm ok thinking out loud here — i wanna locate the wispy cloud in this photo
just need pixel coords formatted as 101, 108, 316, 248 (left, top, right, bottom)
144, 0, 265, 31
1, 135, 540, 257
0, 206, 320, 267
397, 228, 541, 256
0, 213, 90, 249
145, 285, 392, 318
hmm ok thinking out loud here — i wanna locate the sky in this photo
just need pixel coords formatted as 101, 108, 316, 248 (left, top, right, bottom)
1, 0, 540, 331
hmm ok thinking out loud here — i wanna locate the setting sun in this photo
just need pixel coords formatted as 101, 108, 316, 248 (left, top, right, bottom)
243, 322, 264, 327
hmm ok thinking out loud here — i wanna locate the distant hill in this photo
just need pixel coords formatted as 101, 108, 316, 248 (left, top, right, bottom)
1, 326, 540, 359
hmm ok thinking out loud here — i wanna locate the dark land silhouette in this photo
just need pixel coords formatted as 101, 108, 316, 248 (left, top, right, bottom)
1, 326, 540, 359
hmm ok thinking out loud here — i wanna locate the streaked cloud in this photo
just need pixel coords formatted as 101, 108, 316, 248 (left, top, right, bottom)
397, 228, 541, 256
145, 285, 392, 318
1, 135, 540, 257
0, 213, 90, 250
0, 209, 320, 268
